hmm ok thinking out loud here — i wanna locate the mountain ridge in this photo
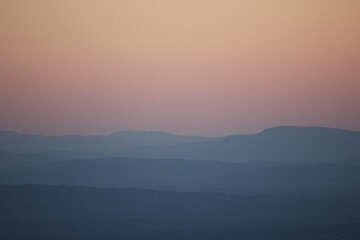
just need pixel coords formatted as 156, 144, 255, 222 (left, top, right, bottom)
117, 126, 360, 163
0, 130, 212, 153
1, 157, 359, 197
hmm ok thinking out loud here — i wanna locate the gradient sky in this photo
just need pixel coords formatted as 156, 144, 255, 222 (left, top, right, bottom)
0, 0, 359, 136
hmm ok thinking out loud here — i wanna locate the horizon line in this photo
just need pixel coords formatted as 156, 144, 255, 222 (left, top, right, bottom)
0, 125, 358, 138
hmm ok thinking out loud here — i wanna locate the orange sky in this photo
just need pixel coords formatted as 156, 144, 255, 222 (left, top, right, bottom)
0, 0, 359, 136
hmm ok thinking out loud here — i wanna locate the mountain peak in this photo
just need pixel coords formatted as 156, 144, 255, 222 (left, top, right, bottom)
258, 126, 353, 135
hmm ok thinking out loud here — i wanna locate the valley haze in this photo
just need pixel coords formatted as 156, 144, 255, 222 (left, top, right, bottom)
1, 127, 360, 239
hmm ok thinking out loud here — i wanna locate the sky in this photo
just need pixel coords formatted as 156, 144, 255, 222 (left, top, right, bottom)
0, 0, 359, 136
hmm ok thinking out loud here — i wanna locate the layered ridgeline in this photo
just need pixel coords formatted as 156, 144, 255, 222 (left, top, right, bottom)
0, 126, 359, 197
0, 185, 359, 240
1, 127, 360, 239
0, 126, 360, 167
118, 126, 360, 164
0, 130, 211, 153
1, 158, 359, 197
0, 130, 211, 167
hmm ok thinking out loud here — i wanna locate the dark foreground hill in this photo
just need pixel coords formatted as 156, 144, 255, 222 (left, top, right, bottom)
118, 126, 360, 164
0, 185, 360, 240
1, 158, 359, 197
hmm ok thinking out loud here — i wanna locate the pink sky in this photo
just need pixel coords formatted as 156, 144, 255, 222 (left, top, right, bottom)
0, 0, 359, 136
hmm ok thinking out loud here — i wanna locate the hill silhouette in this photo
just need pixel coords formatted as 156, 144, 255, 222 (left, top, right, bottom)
1, 157, 359, 197
0, 184, 359, 240
0, 130, 211, 153
118, 126, 360, 164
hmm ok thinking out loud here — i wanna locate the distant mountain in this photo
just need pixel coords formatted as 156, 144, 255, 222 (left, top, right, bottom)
118, 126, 360, 164
1, 185, 359, 240
0, 130, 211, 153
1, 157, 359, 197
1, 126, 359, 166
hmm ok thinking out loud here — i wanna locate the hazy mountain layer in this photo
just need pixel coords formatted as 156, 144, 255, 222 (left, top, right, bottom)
0, 130, 211, 153
1, 157, 359, 197
0, 151, 114, 168
118, 126, 360, 163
